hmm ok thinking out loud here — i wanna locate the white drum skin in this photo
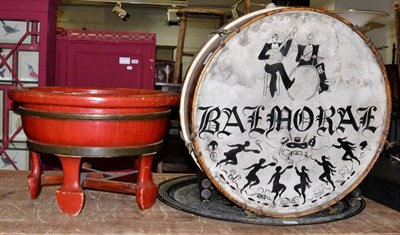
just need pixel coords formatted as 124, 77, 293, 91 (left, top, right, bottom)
180, 7, 391, 218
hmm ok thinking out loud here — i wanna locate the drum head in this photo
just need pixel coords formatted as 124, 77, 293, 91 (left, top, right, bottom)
180, 7, 390, 218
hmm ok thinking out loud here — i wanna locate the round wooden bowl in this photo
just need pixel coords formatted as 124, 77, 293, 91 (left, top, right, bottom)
9, 86, 180, 148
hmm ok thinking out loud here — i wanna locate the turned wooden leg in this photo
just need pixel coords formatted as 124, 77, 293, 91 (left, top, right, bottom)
56, 156, 84, 216
28, 151, 42, 199
135, 153, 157, 209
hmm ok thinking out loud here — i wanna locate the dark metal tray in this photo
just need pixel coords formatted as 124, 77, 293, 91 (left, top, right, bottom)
157, 175, 365, 225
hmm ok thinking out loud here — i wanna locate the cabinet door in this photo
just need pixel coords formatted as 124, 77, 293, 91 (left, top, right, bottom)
58, 42, 155, 89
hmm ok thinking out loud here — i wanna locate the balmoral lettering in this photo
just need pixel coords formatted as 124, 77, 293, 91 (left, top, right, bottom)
197, 105, 378, 138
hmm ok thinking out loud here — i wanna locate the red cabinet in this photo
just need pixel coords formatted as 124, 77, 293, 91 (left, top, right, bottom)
55, 29, 156, 89
0, 0, 59, 170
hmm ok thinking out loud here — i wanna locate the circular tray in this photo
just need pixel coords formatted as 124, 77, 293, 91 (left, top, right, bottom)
157, 175, 365, 225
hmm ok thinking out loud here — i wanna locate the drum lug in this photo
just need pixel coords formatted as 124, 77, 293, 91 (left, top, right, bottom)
364, 37, 384, 60
354, 25, 364, 32
210, 27, 241, 47
333, 195, 340, 204
383, 130, 390, 137
364, 37, 374, 48
193, 150, 202, 158
180, 131, 202, 158
348, 188, 363, 207
243, 210, 257, 219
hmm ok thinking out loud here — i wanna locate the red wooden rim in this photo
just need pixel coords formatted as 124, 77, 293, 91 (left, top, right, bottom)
8, 86, 180, 108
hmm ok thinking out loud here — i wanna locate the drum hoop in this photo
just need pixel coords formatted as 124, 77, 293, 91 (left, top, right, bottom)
181, 7, 392, 218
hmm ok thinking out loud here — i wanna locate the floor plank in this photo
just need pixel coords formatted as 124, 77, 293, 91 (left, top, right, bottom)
0, 170, 399, 234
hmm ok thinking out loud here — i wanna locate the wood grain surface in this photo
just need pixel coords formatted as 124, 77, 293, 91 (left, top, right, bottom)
0, 170, 399, 234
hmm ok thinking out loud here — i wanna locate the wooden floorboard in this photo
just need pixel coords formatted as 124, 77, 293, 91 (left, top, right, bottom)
0, 170, 400, 234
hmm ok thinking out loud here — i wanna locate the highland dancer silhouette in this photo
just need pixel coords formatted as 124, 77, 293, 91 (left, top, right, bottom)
315, 156, 336, 191
241, 159, 276, 193
268, 165, 293, 204
332, 137, 360, 165
216, 141, 260, 167
294, 166, 312, 204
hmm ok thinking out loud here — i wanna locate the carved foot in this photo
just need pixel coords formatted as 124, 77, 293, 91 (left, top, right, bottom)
135, 154, 157, 209
56, 156, 84, 216
28, 151, 42, 199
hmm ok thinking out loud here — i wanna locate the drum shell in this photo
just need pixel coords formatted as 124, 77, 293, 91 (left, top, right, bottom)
180, 7, 391, 218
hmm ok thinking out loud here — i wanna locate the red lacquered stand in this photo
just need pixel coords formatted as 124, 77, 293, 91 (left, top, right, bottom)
27, 140, 162, 216
8, 86, 180, 216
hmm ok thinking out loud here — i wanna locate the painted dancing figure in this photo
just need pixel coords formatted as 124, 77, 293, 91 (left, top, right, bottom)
332, 137, 360, 165
315, 156, 336, 191
241, 159, 276, 193
268, 165, 293, 204
216, 141, 260, 167
294, 166, 312, 204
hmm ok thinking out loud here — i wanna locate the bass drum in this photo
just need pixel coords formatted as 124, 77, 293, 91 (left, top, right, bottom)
180, 7, 391, 218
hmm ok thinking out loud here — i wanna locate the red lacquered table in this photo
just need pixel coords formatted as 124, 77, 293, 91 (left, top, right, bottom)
8, 87, 179, 216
